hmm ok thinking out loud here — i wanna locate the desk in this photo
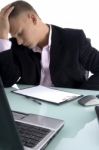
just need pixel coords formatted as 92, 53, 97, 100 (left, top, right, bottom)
5, 85, 99, 150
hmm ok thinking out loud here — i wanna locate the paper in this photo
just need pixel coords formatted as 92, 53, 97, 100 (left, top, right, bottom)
13, 85, 81, 104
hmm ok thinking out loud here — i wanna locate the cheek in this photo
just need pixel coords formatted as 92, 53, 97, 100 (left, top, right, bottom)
26, 32, 36, 44
22, 32, 31, 42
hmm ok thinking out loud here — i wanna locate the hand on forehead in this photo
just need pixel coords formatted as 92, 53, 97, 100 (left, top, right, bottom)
0, 4, 14, 18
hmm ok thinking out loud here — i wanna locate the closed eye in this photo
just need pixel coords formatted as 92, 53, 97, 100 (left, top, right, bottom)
17, 32, 23, 37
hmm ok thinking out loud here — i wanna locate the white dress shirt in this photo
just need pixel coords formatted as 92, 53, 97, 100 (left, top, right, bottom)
33, 25, 53, 86
0, 39, 12, 52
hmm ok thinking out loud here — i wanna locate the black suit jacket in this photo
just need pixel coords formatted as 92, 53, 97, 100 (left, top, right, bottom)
0, 25, 99, 90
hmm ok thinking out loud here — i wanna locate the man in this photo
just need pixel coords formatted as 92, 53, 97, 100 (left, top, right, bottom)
0, 1, 99, 90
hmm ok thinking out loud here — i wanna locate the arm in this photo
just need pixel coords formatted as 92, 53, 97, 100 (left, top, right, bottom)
0, 48, 21, 87
0, 5, 41, 87
0, 5, 21, 87
78, 30, 99, 90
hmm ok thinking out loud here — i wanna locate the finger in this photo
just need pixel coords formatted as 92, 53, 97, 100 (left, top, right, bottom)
4, 6, 14, 17
0, 4, 12, 13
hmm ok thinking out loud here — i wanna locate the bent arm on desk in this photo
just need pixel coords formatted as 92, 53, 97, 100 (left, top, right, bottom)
79, 31, 99, 90
0, 38, 41, 87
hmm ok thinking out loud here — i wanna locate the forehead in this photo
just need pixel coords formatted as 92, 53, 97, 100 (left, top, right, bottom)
9, 13, 28, 34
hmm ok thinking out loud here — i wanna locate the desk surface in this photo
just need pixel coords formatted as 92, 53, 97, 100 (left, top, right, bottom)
5, 85, 99, 150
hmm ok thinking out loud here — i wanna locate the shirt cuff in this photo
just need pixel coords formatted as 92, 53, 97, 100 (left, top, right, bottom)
0, 39, 12, 52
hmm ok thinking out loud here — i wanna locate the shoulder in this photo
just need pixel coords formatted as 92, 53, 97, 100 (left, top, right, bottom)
51, 24, 86, 39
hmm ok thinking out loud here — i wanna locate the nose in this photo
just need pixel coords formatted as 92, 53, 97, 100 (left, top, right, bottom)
16, 37, 23, 45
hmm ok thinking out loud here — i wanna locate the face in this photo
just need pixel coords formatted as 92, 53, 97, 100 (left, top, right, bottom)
9, 12, 40, 48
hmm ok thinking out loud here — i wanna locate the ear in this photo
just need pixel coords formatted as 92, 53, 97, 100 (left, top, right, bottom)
28, 13, 37, 24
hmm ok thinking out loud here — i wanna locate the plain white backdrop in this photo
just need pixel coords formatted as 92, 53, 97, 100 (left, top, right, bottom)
0, 0, 99, 49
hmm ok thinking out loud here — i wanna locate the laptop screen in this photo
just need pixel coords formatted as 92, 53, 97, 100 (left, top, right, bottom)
0, 77, 24, 150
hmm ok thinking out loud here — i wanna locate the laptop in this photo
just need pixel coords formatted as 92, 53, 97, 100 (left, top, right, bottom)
0, 77, 64, 150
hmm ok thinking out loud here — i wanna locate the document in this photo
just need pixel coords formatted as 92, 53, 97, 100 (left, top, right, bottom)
13, 85, 82, 104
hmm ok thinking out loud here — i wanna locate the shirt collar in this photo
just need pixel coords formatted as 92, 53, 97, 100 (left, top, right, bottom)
48, 25, 52, 49
33, 25, 52, 53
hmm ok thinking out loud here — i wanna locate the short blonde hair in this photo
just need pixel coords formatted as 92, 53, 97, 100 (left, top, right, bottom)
9, 0, 38, 18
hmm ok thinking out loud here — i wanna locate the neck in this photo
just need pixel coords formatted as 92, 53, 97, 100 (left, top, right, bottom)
38, 24, 50, 49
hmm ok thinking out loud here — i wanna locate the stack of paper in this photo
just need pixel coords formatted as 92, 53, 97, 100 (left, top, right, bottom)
13, 85, 82, 104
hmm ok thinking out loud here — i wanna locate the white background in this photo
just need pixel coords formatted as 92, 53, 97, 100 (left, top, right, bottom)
0, 0, 99, 49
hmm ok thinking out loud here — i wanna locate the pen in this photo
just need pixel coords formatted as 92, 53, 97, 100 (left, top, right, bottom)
25, 96, 42, 105
32, 99, 42, 105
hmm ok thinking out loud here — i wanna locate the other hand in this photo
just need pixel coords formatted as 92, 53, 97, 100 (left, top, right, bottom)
0, 4, 14, 39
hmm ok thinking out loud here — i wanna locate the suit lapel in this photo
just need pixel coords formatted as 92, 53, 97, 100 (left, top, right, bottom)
50, 25, 63, 72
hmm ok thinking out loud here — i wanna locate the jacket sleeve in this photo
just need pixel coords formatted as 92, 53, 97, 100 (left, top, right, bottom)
0, 38, 41, 87
0, 38, 21, 87
0, 49, 21, 87
78, 30, 99, 90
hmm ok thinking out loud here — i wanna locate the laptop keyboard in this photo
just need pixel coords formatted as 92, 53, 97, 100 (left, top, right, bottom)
15, 121, 51, 148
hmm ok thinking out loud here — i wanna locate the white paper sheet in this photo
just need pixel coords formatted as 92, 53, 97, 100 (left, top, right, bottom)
13, 85, 81, 104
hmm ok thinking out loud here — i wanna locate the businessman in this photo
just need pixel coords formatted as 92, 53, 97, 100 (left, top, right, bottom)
0, 0, 99, 90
